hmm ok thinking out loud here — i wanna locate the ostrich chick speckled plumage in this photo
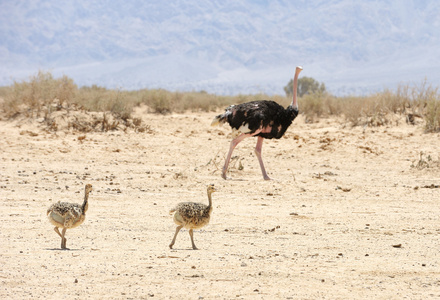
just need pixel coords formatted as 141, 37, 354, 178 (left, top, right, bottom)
47, 184, 93, 249
169, 184, 216, 250
212, 66, 303, 180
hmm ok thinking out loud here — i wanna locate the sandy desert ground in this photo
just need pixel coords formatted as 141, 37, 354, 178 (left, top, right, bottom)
1, 107, 439, 299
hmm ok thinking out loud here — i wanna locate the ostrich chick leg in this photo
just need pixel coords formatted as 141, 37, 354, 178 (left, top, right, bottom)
54, 227, 68, 250
189, 229, 198, 250
61, 228, 67, 249
255, 136, 271, 180
169, 225, 183, 249
54, 227, 63, 247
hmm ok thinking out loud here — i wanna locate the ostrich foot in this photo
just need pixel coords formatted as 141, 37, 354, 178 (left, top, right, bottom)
61, 238, 68, 249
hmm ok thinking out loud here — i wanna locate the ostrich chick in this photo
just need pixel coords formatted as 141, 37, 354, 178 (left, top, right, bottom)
47, 184, 93, 249
169, 184, 216, 250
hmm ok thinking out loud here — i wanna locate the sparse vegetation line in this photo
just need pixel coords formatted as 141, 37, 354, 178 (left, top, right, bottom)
0, 71, 439, 133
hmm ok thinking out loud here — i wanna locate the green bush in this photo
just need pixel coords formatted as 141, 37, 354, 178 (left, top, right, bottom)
284, 76, 326, 97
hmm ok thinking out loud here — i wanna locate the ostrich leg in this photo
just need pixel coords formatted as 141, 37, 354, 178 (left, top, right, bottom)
169, 225, 183, 249
255, 136, 271, 180
61, 228, 67, 249
54, 227, 68, 249
222, 133, 250, 179
189, 229, 198, 250
54, 227, 64, 249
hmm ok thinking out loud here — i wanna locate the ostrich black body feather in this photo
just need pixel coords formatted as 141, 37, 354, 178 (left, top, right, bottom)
214, 100, 299, 139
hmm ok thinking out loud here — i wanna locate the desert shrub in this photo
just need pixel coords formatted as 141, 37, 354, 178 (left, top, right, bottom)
300, 92, 335, 122
75, 86, 135, 119
424, 98, 440, 132
2, 71, 77, 118
410, 80, 440, 132
74, 85, 106, 110
180, 92, 216, 112
375, 88, 406, 114
139, 89, 174, 114
325, 96, 344, 116
340, 96, 365, 126
389, 79, 440, 132
341, 95, 392, 127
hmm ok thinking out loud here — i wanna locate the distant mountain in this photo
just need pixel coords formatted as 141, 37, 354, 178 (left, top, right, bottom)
1, 0, 439, 95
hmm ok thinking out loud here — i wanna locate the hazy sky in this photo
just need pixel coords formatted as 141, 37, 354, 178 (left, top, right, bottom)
1, 0, 439, 95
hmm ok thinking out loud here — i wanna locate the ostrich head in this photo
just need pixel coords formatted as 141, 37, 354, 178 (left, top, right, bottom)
207, 184, 216, 194
85, 184, 93, 194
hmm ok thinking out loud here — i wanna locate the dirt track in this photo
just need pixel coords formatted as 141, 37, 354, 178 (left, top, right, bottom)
1, 109, 439, 299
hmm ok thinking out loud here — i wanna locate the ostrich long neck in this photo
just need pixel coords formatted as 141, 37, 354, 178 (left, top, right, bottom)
291, 67, 303, 109
81, 191, 90, 213
207, 191, 213, 209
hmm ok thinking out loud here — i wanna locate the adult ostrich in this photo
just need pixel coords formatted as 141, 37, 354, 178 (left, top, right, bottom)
211, 66, 303, 180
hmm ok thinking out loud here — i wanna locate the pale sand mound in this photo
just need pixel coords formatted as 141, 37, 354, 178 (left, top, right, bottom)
1, 111, 439, 299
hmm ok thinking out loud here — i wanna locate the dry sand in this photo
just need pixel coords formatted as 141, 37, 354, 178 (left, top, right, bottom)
1, 108, 439, 299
